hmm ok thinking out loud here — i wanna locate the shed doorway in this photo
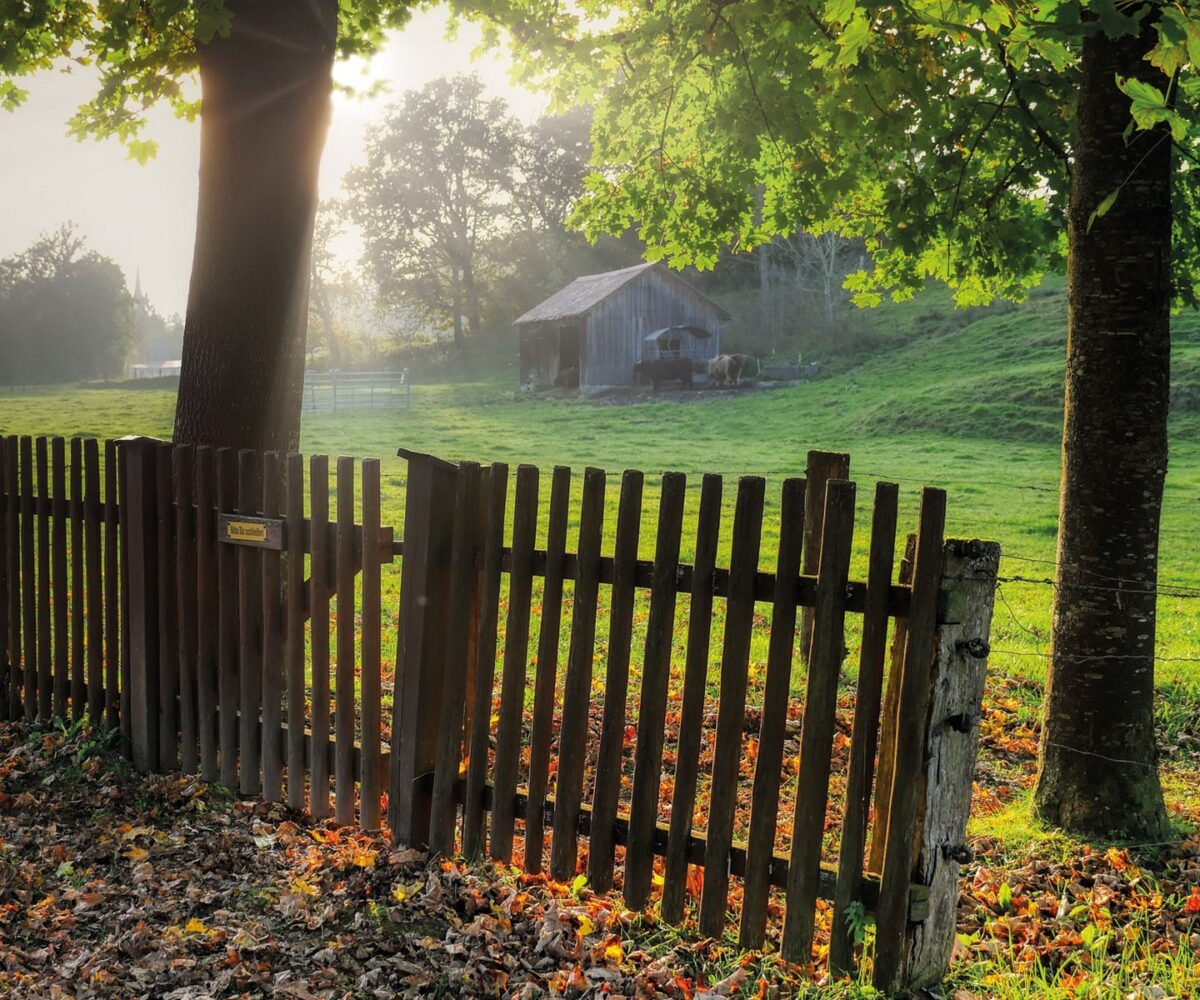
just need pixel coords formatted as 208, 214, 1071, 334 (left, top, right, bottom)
558, 323, 581, 381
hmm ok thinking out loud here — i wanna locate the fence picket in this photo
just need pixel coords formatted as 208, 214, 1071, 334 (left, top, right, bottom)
2, 437, 18, 721
104, 440, 120, 731
69, 438, 84, 720
20, 437, 35, 721
237, 451, 262, 794
624, 471, 686, 910
261, 452, 283, 803
122, 438, 161, 773
37, 437, 52, 722
488, 465, 535, 863
216, 448, 239, 788
699, 475, 765, 937
157, 443, 179, 768
195, 447, 219, 781
360, 458, 383, 830
782, 479, 857, 963
335, 456, 358, 823
174, 445, 197, 774
800, 451, 850, 661
0, 438, 8, 721
430, 462, 482, 855
1, 437, 16, 721
739, 477, 807, 948
285, 454, 306, 811
829, 480, 899, 975
389, 451, 457, 846
463, 463, 509, 856
869, 532, 915, 876
310, 455, 332, 819
51, 437, 67, 719
118, 443, 131, 746
588, 469, 644, 892
84, 440, 103, 726
550, 466, 606, 882
524, 465, 571, 873
661, 473, 722, 924
872, 488, 946, 992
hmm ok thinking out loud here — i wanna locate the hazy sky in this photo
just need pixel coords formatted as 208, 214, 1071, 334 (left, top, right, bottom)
0, 9, 547, 317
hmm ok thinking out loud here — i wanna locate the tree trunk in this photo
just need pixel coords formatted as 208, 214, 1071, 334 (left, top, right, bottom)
450, 265, 465, 353
1034, 21, 1171, 839
173, 0, 338, 453
463, 256, 482, 338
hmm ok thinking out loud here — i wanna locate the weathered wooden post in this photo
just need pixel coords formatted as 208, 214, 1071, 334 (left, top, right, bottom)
800, 449, 850, 660
116, 435, 163, 773
875, 535, 1000, 991
389, 449, 458, 847
901, 538, 999, 987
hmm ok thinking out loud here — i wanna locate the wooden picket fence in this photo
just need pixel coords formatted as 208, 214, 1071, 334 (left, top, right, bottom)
0, 434, 999, 992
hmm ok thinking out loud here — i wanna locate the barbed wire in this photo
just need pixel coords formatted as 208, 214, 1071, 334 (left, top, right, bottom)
989, 646, 1200, 666
996, 573, 1200, 600
988, 583, 1200, 665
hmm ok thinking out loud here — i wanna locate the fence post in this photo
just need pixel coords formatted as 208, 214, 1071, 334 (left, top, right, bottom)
800, 449, 850, 660
116, 435, 163, 773
389, 448, 458, 847
900, 538, 999, 989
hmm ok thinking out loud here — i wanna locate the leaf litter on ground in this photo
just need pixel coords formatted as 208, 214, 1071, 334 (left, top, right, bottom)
4, 671, 1200, 998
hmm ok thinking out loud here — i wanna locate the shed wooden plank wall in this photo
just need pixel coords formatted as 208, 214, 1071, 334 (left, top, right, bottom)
583, 270, 724, 387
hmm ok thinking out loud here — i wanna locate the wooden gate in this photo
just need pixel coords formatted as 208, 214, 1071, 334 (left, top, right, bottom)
389, 449, 999, 990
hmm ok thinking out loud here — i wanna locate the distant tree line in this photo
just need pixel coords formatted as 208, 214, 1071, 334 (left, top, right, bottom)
0, 225, 137, 385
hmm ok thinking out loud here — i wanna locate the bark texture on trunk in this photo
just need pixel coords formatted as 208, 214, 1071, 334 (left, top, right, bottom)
173, 0, 338, 453
1034, 22, 1171, 839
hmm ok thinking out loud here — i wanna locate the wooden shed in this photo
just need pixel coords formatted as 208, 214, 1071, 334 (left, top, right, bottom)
515, 262, 730, 390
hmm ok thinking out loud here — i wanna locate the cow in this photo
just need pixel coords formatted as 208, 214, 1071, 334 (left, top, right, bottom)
731, 353, 758, 380
634, 357, 693, 392
706, 353, 746, 387
553, 365, 579, 388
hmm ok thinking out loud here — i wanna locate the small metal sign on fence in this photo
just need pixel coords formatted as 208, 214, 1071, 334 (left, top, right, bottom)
217, 514, 284, 550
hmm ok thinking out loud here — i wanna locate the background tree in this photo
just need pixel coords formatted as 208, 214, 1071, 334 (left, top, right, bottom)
455, 0, 1200, 843
3, 1, 414, 452
498, 104, 646, 315
347, 75, 520, 353
0, 224, 137, 384
309, 202, 347, 369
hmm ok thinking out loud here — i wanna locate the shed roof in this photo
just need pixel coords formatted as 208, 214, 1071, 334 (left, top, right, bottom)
514, 262, 731, 325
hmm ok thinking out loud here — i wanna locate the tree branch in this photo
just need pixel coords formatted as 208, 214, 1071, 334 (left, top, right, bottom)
996, 39, 1070, 165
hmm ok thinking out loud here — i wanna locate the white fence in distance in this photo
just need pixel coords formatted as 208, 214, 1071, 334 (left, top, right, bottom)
302, 370, 411, 414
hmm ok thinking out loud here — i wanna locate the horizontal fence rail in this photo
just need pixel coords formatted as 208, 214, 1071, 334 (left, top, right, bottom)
0, 436, 998, 992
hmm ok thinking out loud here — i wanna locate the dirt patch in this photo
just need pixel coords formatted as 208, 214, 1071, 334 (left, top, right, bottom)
527, 380, 809, 406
